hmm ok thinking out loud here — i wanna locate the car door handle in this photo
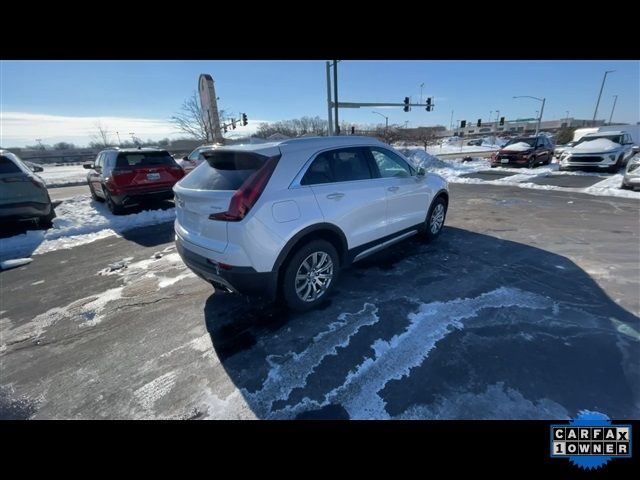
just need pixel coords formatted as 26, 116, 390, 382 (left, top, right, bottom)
387, 186, 400, 192
326, 193, 344, 200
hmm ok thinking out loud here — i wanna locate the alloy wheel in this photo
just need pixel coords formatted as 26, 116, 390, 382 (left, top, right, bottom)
295, 251, 334, 302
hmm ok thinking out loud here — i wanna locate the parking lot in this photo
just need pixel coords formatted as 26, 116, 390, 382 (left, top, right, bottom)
1, 182, 638, 419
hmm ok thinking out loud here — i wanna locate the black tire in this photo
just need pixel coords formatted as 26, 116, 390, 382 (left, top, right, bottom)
544, 154, 551, 165
38, 206, 56, 229
282, 239, 339, 312
422, 196, 447, 243
528, 156, 536, 169
103, 187, 124, 215
620, 182, 632, 190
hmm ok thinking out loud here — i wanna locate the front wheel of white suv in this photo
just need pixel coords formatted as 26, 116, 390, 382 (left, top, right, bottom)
282, 240, 339, 312
422, 197, 447, 242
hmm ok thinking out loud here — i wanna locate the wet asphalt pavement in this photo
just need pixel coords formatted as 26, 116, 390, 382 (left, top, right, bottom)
1, 183, 638, 419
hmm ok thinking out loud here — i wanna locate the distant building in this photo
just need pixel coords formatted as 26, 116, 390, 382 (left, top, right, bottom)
448, 118, 606, 137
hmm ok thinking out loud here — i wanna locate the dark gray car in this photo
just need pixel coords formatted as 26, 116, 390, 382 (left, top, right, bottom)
0, 150, 55, 228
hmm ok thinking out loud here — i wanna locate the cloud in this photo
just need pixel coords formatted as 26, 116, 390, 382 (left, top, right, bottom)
0, 112, 270, 147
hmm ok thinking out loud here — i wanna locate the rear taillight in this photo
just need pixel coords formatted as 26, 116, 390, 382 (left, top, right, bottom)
209, 155, 279, 222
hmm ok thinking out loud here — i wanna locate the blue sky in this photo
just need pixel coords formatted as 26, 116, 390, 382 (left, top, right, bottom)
1, 60, 638, 146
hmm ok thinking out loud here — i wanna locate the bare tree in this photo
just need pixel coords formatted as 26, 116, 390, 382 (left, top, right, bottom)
170, 91, 229, 141
53, 142, 75, 150
91, 122, 113, 148
170, 92, 208, 140
255, 116, 328, 139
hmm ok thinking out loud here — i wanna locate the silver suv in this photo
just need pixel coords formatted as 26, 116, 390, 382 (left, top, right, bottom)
174, 136, 449, 311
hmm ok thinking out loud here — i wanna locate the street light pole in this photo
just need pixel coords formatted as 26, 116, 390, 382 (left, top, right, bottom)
592, 70, 615, 124
608, 95, 618, 125
372, 111, 389, 136
420, 83, 424, 104
333, 60, 339, 135
513, 95, 545, 136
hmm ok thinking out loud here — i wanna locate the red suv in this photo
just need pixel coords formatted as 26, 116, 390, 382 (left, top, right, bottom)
491, 135, 554, 168
84, 148, 184, 214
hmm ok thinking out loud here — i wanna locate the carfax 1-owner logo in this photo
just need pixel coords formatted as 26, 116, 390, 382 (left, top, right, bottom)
551, 411, 632, 470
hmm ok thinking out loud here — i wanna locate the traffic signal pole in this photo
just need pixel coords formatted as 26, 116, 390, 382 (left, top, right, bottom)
326, 62, 334, 136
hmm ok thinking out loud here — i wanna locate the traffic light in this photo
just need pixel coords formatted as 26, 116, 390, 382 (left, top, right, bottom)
403, 97, 410, 112
242, 113, 248, 126
426, 97, 432, 112
460, 120, 466, 128
477, 119, 482, 127
231, 119, 236, 130
499, 116, 505, 126
223, 125, 228, 133
351, 126, 355, 135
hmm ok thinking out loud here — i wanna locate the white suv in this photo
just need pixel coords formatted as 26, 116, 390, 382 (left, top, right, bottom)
174, 136, 449, 311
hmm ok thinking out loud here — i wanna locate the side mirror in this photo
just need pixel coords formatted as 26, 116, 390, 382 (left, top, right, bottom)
182, 156, 189, 161
417, 167, 426, 176
83, 162, 94, 169
632, 146, 640, 154
31, 165, 43, 172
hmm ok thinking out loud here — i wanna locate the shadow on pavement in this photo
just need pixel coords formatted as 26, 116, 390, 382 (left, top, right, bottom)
202, 227, 640, 420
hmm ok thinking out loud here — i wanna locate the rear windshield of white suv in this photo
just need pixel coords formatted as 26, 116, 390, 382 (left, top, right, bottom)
179, 151, 269, 191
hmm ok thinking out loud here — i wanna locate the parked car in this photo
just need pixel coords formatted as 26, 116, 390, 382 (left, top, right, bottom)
621, 153, 640, 190
84, 147, 184, 214
553, 141, 577, 158
467, 139, 483, 146
0, 149, 55, 228
559, 131, 636, 172
177, 144, 220, 174
174, 136, 449, 311
490, 135, 553, 168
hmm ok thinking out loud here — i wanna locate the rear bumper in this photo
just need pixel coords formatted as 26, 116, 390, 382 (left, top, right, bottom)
0, 201, 51, 220
111, 188, 175, 206
176, 234, 278, 298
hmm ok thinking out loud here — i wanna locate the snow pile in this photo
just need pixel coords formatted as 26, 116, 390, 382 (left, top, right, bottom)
401, 148, 639, 199
483, 137, 508, 147
0, 196, 176, 262
0, 258, 33, 271
583, 174, 639, 199
572, 139, 620, 152
39, 165, 87, 187
502, 142, 532, 152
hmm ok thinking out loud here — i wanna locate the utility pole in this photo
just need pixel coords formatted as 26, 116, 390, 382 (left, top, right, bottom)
450, 110, 454, 131
536, 99, 545, 136
592, 70, 615, 124
608, 95, 618, 125
326, 62, 334, 136
333, 60, 339, 135
420, 83, 424, 104
116, 131, 122, 146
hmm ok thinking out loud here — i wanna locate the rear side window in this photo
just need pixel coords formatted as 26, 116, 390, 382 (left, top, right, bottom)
0, 155, 23, 174
115, 151, 176, 168
301, 147, 373, 185
179, 151, 270, 191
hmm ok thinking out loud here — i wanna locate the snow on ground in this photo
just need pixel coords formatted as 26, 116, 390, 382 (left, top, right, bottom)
402, 148, 640, 200
38, 165, 87, 187
0, 196, 175, 262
